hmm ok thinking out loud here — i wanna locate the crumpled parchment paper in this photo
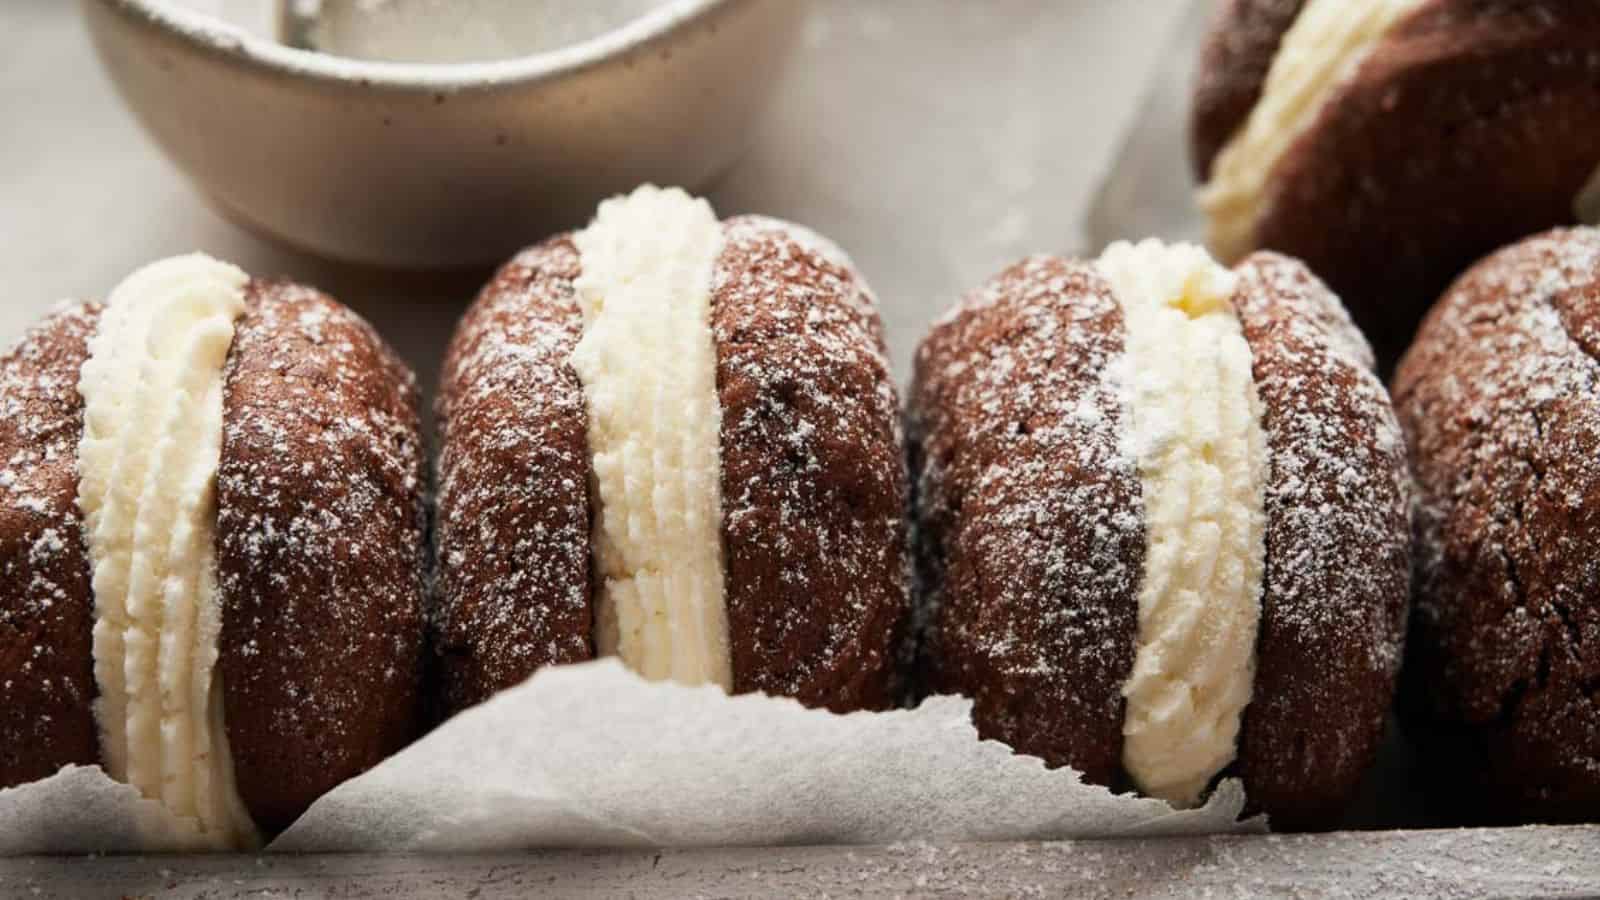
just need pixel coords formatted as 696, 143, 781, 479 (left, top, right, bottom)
3, 660, 1260, 854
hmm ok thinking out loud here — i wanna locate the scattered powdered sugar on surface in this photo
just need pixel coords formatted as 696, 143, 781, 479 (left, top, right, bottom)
1395, 228, 1600, 788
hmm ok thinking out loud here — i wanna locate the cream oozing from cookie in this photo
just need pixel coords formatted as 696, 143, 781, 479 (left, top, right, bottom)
1199, 0, 1427, 263
1098, 240, 1268, 808
570, 185, 733, 690
77, 254, 258, 849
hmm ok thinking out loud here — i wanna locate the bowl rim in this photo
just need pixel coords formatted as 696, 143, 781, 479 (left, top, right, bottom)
96, 0, 732, 89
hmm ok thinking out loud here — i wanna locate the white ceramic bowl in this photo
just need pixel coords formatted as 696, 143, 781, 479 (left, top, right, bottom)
83, 0, 805, 268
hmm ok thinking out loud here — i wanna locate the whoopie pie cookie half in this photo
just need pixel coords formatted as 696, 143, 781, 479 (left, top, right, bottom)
910, 240, 1412, 829
1394, 227, 1600, 823
433, 185, 910, 717
0, 255, 426, 848
1193, 0, 1600, 364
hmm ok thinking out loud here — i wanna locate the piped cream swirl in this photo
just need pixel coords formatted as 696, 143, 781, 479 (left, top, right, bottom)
77, 253, 257, 849
1200, 0, 1428, 262
1098, 240, 1267, 808
570, 186, 733, 690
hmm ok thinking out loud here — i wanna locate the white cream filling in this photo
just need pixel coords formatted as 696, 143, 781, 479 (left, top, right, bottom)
77, 253, 258, 849
1098, 240, 1267, 809
1199, 0, 1428, 263
570, 185, 733, 690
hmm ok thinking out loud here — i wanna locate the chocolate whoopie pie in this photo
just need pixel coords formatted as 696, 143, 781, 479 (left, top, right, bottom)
1394, 227, 1600, 823
0, 255, 426, 847
910, 240, 1411, 829
1193, 0, 1600, 364
434, 186, 909, 717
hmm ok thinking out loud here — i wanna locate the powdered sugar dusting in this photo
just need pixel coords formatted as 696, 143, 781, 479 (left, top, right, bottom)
213, 280, 425, 830
433, 238, 594, 713
1229, 252, 1411, 821
910, 255, 1144, 784
710, 215, 909, 710
436, 216, 908, 713
1394, 227, 1600, 807
730, 215, 862, 285
1236, 252, 1409, 675
912, 249, 1410, 821
0, 302, 101, 786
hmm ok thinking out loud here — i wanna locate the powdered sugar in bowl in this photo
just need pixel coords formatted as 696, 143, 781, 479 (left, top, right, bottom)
83, 0, 803, 268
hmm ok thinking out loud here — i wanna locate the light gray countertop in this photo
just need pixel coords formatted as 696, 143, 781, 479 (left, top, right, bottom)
7, 826, 1600, 899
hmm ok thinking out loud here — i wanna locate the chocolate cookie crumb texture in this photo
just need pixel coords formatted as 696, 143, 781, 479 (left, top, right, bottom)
1394, 226, 1600, 823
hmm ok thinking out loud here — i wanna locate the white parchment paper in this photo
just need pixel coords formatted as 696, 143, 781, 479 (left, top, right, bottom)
0, 766, 198, 855
2, 660, 1259, 854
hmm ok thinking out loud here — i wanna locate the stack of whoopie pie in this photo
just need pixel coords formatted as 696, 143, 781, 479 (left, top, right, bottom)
1, 189, 918, 847
7, 169, 1599, 848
